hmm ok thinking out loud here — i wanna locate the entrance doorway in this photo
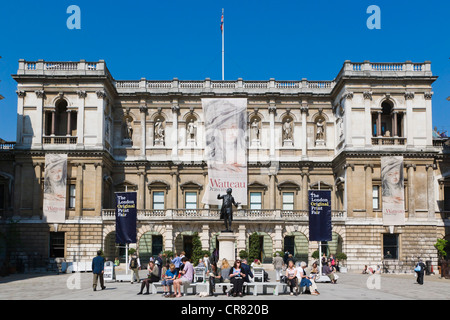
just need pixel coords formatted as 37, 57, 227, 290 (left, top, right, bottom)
183, 235, 193, 260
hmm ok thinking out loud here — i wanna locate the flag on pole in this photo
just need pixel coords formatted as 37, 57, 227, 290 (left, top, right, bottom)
220, 11, 224, 32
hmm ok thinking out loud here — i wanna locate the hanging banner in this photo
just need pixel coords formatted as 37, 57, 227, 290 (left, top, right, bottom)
115, 192, 137, 243
201, 98, 248, 206
308, 190, 332, 241
381, 156, 405, 225
43, 153, 67, 223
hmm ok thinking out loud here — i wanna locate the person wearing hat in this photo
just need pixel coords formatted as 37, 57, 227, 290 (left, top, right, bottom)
217, 188, 240, 232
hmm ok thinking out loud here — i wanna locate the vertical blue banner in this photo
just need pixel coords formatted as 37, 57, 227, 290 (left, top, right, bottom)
115, 192, 137, 244
308, 190, 332, 241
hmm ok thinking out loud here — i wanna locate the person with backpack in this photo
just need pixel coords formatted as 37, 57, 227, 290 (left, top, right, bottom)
415, 258, 426, 285
129, 252, 141, 284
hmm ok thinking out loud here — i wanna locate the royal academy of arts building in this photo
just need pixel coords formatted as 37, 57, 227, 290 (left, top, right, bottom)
0, 59, 449, 273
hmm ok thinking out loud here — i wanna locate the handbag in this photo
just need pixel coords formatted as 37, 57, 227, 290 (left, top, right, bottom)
414, 264, 421, 272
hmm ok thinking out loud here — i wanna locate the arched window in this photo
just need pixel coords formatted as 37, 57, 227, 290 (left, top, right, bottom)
372, 100, 403, 138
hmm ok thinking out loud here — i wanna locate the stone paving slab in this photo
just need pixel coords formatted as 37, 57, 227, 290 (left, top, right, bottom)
0, 270, 448, 300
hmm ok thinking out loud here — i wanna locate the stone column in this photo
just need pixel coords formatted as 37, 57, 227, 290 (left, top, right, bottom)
268, 102, 276, 158
301, 105, 308, 159
269, 174, 276, 210
363, 91, 373, 146
424, 92, 433, 146
426, 164, 435, 220
343, 92, 353, 145
393, 111, 398, 137
201, 224, 210, 251
51, 110, 56, 136
376, 111, 382, 137
302, 171, 309, 210
170, 170, 178, 209
203, 172, 209, 209
32, 162, 43, 218
364, 164, 373, 218
137, 171, 145, 210
407, 164, 415, 219
274, 225, 283, 253
75, 163, 84, 217
237, 224, 246, 254
13, 163, 22, 217
140, 104, 147, 158
405, 92, 415, 147
94, 162, 103, 216
76, 90, 86, 147
67, 110, 72, 136
165, 224, 174, 253
16, 90, 26, 146
35, 90, 45, 146
171, 102, 180, 159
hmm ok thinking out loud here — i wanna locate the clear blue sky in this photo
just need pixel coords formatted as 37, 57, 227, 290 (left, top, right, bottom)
0, 0, 449, 141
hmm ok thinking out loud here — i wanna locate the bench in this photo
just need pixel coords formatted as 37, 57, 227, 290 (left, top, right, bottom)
150, 281, 205, 295
245, 282, 286, 296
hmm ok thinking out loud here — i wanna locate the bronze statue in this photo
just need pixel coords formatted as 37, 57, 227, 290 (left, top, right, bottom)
217, 188, 240, 232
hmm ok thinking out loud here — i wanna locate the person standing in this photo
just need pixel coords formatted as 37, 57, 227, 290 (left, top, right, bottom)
415, 258, 426, 285
273, 252, 284, 282
92, 250, 106, 291
171, 253, 182, 274
129, 252, 141, 284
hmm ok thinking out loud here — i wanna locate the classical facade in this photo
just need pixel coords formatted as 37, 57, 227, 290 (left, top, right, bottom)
0, 59, 449, 272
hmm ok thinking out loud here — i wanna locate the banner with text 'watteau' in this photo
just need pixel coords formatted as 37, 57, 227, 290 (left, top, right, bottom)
381, 156, 405, 225
201, 98, 248, 206
43, 153, 67, 223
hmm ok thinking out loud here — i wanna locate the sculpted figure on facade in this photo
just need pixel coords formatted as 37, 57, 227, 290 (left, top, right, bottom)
154, 118, 165, 145
282, 118, 293, 146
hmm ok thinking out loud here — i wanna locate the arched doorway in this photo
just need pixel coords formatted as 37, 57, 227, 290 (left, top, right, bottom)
247, 232, 273, 263
284, 232, 308, 263
104, 231, 126, 263
174, 231, 196, 260
138, 231, 163, 265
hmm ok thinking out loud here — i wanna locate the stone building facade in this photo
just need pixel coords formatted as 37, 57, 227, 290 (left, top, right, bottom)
0, 59, 449, 272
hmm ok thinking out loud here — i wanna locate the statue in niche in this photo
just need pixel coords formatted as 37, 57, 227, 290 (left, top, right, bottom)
154, 118, 165, 145
282, 118, 293, 146
251, 118, 260, 142
187, 118, 197, 145
316, 118, 325, 141
122, 114, 133, 146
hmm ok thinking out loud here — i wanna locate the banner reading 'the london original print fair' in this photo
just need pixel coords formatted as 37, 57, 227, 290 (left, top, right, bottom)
381, 156, 405, 225
202, 98, 248, 206
43, 153, 67, 223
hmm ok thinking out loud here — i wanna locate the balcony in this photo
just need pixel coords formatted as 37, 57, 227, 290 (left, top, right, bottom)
43, 136, 77, 144
101, 208, 347, 222
372, 137, 406, 146
0, 141, 15, 150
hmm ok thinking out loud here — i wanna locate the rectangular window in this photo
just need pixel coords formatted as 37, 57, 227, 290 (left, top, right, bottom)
185, 192, 197, 209
383, 234, 398, 259
69, 184, 76, 208
152, 191, 165, 210
282, 192, 294, 210
372, 185, 380, 210
49, 232, 65, 258
250, 192, 262, 210
444, 186, 450, 211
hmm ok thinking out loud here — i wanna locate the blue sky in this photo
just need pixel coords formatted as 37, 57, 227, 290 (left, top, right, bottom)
0, 0, 449, 141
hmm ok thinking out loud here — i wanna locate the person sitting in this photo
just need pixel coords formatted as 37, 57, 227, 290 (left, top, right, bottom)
197, 259, 205, 268
362, 265, 369, 274
208, 263, 222, 296
307, 262, 320, 295
137, 260, 160, 295
323, 261, 337, 284
161, 263, 178, 297
285, 260, 298, 296
220, 259, 231, 295
298, 261, 318, 295
229, 260, 246, 297
173, 257, 194, 298
241, 259, 253, 294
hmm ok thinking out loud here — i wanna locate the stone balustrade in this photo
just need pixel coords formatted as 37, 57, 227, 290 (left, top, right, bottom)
101, 208, 347, 221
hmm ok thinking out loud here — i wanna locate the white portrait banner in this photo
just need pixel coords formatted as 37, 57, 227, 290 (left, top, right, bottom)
381, 156, 405, 225
201, 98, 248, 206
43, 153, 67, 223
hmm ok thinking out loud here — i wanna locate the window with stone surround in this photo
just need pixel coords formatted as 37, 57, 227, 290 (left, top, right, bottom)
282, 192, 294, 210
372, 185, 380, 210
68, 184, 76, 208
49, 232, 65, 258
152, 191, 165, 210
185, 192, 197, 209
383, 233, 398, 260
250, 192, 262, 210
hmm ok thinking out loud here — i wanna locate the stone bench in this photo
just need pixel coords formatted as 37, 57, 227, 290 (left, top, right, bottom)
245, 282, 286, 296
150, 281, 206, 295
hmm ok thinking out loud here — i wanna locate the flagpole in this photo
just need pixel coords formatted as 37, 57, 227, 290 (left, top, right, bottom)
222, 8, 224, 81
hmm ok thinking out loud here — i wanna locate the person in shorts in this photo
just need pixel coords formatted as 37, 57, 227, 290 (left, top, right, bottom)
161, 263, 178, 297
173, 257, 194, 297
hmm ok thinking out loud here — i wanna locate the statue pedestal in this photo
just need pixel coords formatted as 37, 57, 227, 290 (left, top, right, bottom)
283, 139, 293, 147
186, 138, 196, 147
122, 138, 132, 147
217, 233, 236, 267
154, 138, 164, 146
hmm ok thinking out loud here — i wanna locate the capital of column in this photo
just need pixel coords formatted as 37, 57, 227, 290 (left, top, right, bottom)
363, 91, 373, 100
139, 104, 148, 113
76, 90, 87, 98
404, 91, 415, 100
35, 90, 45, 99
96, 90, 107, 99
16, 90, 26, 98
268, 105, 276, 114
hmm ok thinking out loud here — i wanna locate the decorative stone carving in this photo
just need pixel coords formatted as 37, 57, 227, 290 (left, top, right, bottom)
122, 114, 133, 146
186, 118, 197, 146
424, 92, 433, 100
282, 117, 293, 146
35, 90, 45, 99
250, 117, 260, 146
16, 90, 26, 98
96, 90, 107, 99
315, 117, 326, 146
154, 118, 165, 146
404, 91, 415, 100
76, 90, 87, 98
363, 91, 373, 100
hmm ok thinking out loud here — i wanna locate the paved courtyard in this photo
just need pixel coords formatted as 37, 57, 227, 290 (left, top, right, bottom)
0, 269, 448, 300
